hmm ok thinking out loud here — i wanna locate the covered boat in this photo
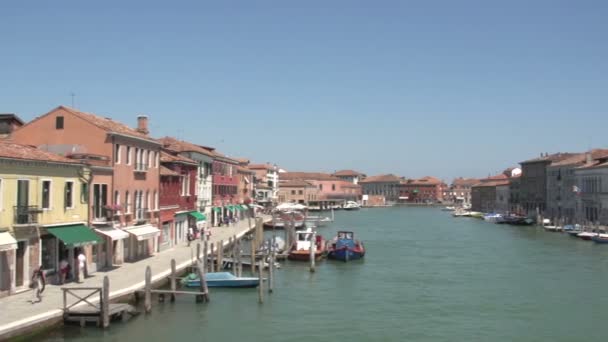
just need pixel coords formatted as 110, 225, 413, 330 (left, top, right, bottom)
287, 228, 325, 261
591, 234, 608, 244
326, 231, 365, 262
181, 272, 261, 288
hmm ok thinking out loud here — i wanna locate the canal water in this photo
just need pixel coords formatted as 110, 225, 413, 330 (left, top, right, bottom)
38, 207, 608, 341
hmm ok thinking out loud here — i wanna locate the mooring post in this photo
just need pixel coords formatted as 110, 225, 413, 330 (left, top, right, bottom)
237, 238, 243, 277
145, 266, 152, 313
196, 242, 201, 262
258, 259, 264, 304
217, 240, 223, 271
196, 260, 209, 302
250, 236, 256, 275
209, 242, 215, 272
268, 242, 274, 294
203, 240, 208, 268
102, 276, 110, 328
170, 259, 177, 302
309, 231, 316, 273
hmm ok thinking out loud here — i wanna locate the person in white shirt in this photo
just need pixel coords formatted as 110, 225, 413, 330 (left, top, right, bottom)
77, 251, 87, 282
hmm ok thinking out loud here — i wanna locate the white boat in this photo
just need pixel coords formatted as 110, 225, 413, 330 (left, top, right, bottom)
453, 210, 472, 217
483, 213, 503, 223
542, 219, 562, 232
442, 206, 456, 211
577, 231, 598, 240
343, 201, 361, 211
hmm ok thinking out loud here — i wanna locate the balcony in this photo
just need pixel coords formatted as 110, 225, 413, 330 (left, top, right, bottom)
13, 206, 42, 225
134, 163, 149, 173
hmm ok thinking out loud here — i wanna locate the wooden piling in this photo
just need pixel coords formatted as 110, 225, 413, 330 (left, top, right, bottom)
196, 260, 209, 302
268, 242, 274, 294
258, 259, 264, 303
236, 238, 243, 277
250, 236, 256, 275
196, 242, 201, 261
217, 240, 223, 271
203, 240, 208, 267
209, 242, 215, 272
102, 276, 110, 328
170, 259, 176, 302
144, 266, 152, 313
309, 231, 316, 273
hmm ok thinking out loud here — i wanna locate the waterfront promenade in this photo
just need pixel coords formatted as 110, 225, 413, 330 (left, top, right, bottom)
0, 215, 270, 340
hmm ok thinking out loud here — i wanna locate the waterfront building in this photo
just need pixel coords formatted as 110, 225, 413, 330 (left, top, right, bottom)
159, 150, 200, 251
210, 151, 240, 225
359, 174, 401, 203
332, 170, 366, 184
546, 150, 608, 223
11, 106, 162, 265
248, 163, 280, 205
158, 137, 214, 221
280, 172, 362, 203
235, 159, 256, 206
277, 179, 320, 204
0, 141, 94, 297
446, 178, 479, 206
574, 151, 608, 224
519, 152, 577, 217
398, 176, 445, 203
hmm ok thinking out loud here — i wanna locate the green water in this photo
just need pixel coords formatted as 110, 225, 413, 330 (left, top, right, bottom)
40, 207, 608, 341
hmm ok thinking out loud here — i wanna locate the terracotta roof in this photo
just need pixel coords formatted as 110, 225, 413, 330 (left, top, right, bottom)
158, 137, 215, 157
248, 163, 276, 170
0, 113, 24, 125
576, 150, 608, 170
160, 166, 180, 176
237, 166, 255, 174
451, 177, 480, 186
280, 179, 316, 188
280, 172, 340, 181
333, 170, 365, 177
160, 150, 197, 165
520, 152, 578, 165
0, 141, 82, 165
58, 106, 158, 143
359, 174, 402, 183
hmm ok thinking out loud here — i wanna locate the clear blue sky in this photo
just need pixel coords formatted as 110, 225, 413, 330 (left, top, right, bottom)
2, 0, 607, 181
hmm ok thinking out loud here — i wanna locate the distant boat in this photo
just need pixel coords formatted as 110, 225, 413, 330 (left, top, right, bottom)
469, 212, 484, 219
542, 219, 562, 232
577, 231, 598, 241
591, 234, 608, 244
453, 210, 472, 217
442, 206, 456, 211
483, 213, 503, 223
181, 272, 261, 288
288, 228, 325, 261
343, 201, 361, 211
502, 215, 535, 226
326, 231, 365, 262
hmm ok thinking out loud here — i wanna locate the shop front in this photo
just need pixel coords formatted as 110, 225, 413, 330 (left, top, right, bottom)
0, 231, 18, 297
94, 226, 129, 268
124, 224, 160, 261
44, 224, 103, 283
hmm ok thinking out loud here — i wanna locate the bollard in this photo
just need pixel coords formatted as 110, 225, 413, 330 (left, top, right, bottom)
309, 232, 316, 273
170, 259, 177, 302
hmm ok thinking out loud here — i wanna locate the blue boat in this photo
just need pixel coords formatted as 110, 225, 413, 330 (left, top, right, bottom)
181, 272, 261, 288
591, 235, 608, 244
326, 231, 365, 262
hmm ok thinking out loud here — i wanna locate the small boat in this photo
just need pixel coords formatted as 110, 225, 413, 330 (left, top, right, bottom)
181, 272, 261, 288
305, 215, 333, 227
483, 213, 503, 223
287, 228, 325, 261
503, 215, 535, 226
453, 210, 472, 217
343, 201, 361, 211
326, 231, 365, 262
577, 231, 598, 241
258, 236, 286, 254
442, 206, 456, 211
591, 234, 608, 244
469, 211, 484, 219
542, 219, 562, 232
264, 211, 306, 230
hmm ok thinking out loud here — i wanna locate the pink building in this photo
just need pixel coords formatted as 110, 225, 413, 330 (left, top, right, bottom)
11, 106, 162, 268
280, 172, 362, 202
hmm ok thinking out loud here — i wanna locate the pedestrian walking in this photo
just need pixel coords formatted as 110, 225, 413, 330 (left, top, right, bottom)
30, 266, 46, 303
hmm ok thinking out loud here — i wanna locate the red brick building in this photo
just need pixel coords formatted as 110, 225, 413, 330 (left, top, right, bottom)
158, 150, 200, 251
399, 176, 445, 203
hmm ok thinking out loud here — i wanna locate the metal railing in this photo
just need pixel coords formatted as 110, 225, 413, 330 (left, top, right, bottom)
14, 205, 42, 224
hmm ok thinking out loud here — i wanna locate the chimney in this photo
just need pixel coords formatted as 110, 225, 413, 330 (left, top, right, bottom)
586, 152, 592, 164
137, 115, 149, 135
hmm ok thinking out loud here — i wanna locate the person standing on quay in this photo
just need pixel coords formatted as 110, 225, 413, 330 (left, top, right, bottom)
30, 266, 46, 303
77, 250, 87, 282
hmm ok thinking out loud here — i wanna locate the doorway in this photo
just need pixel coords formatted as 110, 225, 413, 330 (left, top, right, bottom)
15, 241, 26, 287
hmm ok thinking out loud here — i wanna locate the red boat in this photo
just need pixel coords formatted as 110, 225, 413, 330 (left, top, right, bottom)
288, 228, 325, 261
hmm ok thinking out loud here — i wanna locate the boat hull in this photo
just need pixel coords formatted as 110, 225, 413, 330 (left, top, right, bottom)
185, 279, 260, 288
288, 250, 324, 261
591, 236, 608, 244
327, 248, 365, 261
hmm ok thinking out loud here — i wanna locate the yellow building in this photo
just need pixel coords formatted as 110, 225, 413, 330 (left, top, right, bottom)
0, 142, 98, 297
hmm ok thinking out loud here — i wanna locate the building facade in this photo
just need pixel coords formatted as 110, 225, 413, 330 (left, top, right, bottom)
359, 174, 402, 203
11, 106, 162, 266
0, 142, 94, 297
332, 170, 366, 185
574, 152, 608, 225
398, 176, 444, 203
249, 163, 280, 205
446, 177, 479, 206
277, 180, 319, 204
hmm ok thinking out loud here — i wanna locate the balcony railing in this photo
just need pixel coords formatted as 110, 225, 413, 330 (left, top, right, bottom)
14, 206, 42, 224
134, 163, 149, 172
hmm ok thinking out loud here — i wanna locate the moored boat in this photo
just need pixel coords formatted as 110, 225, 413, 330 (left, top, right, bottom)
326, 231, 365, 262
343, 201, 361, 211
483, 213, 503, 223
577, 231, 598, 240
591, 234, 608, 244
181, 272, 261, 288
288, 228, 325, 261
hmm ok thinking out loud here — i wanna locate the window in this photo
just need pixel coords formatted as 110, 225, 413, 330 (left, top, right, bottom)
114, 190, 120, 213
81, 183, 88, 203
185, 175, 190, 195
332, 184, 336, 191
56, 116, 64, 129
42, 180, 51, 209
291, 190, 296, 195
181, 176, 187, 196
65, 181, 74, 208
126, 191, 131, 214
319, 184, 323, 191
146, 190, 150, 211
149, 151, 153, 168
115, 144, 121, 164
142, 150, 148, 169
298, 190, 303, 195
92, 184, 107, 219
126, 146, 132, 165
154, 191, 158, 210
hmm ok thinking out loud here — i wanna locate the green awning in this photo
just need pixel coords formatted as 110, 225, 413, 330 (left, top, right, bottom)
241, 204, 249, 209
234, 205, 243, 211
47, 224, 103, 247
213, 207, 221, 213
413, 189, 419, 193
226, 205, 234, 210
189, 211, 206, 221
